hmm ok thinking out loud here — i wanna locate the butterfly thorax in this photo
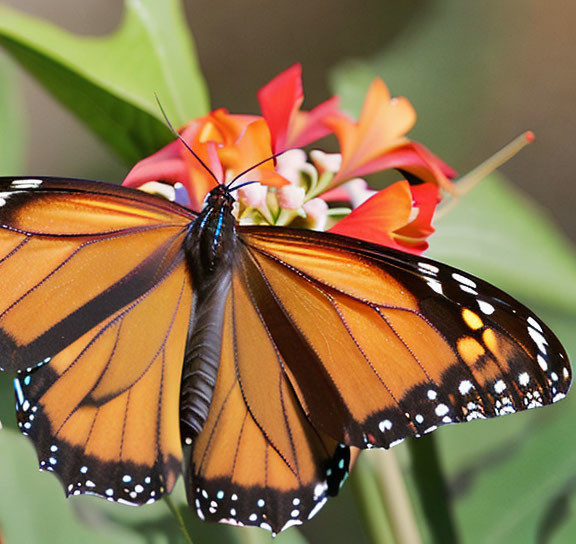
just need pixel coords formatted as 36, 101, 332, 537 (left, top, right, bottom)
180, 185, 239, 443
184, 185, 239, 287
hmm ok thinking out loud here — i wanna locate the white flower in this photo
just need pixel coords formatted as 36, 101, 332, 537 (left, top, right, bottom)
277, 185, 306, 210
303, 198, 329, 231
237, 182, 268, 208
310, 150, 342, 174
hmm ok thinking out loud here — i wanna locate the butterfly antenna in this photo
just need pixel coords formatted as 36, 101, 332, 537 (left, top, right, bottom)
154, 94, 220, 185
229, 180, 262, 192
226, 149, 288, 190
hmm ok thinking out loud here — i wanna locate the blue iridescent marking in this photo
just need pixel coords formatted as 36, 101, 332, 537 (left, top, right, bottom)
212, 208, 225, 250
14, 378, 24, 406
24, 375, 31, 386
199, 207, 214, 230
215, 209, 224, 237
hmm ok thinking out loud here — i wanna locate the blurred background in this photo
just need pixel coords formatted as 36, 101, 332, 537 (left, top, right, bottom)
3, 0, 576, 242
0, 2, 575, 544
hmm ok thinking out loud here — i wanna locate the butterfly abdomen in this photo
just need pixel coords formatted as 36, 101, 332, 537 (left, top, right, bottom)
180, 186, 239, 442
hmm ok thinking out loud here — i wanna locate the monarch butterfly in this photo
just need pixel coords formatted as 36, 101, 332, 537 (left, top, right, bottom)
0, 174, 570, 535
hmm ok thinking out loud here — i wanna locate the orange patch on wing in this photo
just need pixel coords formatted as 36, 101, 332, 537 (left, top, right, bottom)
457, 337, 486, 366
483, 328, 498, 352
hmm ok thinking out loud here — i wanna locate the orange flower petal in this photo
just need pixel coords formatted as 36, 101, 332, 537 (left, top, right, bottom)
327, 79, 417, 184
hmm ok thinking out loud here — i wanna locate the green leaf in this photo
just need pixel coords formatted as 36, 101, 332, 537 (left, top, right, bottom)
0, 52, 24, 173
427, 173, 576, 314
0, 0, 209, 164
0, 429, 145, 544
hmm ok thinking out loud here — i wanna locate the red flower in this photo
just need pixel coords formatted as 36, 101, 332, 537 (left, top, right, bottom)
124, 64, 453, 255
124, 109, 287, 211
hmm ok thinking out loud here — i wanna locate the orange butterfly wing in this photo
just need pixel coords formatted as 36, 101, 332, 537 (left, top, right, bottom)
1, 177, 571, 534
237, 226, 571, 448
0, 177, 194, 504
189, 261, 349, 534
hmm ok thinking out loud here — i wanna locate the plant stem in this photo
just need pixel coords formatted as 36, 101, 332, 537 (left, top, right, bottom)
436, 131, 534, 220
235, 527, 282, 544
164, 496, 194, 544
455, 131, 534, 196
408, 435, 460, 544
369, 449, 423, 544
350, 454, 396, 544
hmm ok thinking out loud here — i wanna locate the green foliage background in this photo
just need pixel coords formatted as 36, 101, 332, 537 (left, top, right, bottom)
0, 1, 575, 543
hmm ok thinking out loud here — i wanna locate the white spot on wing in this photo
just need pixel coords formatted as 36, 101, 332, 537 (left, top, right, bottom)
378, 419, 392, 432
308, 497, 328, 520
435, 404, 449, 417
528, 327, 548, 353
281, 519, 303, 532
418, 262, 440, 275
518, 372, 530, 387
460, 285, 479, 295
527, 316, 543, 332
11, 179, 43, 189
537, 355, 548, 371
427, 279, 443, 294
452, 273, 477, 288
494, 380, 506, 394
459, 380, 474, 395
478, 300, 495, 315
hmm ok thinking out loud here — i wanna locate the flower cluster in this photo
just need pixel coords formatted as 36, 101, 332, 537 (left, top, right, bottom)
123, 64, 456, 255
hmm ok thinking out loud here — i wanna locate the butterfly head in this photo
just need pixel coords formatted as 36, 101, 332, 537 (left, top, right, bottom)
205, 184, 236, 212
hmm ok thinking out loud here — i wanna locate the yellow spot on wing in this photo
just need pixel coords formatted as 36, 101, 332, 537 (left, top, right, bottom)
462, 309, 483, 330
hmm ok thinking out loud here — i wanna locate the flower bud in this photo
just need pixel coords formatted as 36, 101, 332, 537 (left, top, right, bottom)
277, 185, 306, 210
276, 149, 316, 185
310, 150, 342, 175
303, 198, 329, 231
237, 182, 268, 209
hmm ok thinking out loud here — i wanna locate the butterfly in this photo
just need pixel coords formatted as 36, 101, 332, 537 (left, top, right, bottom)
0, 175, 571, 535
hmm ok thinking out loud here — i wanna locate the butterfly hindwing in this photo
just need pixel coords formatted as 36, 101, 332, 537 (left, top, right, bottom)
188, 260, 350, 534
238, 226, 571, 449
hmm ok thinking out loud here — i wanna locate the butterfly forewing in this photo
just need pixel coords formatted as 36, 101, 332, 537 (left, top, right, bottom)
239, 226, 571, 448
0, 177, 194, 373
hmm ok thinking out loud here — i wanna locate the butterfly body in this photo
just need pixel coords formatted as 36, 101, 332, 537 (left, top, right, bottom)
0, 177, 570, 535
180, 186, 238, 442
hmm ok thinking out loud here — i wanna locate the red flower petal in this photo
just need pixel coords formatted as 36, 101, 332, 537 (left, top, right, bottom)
123, 139, 190, 189
258, 63, 340, 152
328, 180, 439, 255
